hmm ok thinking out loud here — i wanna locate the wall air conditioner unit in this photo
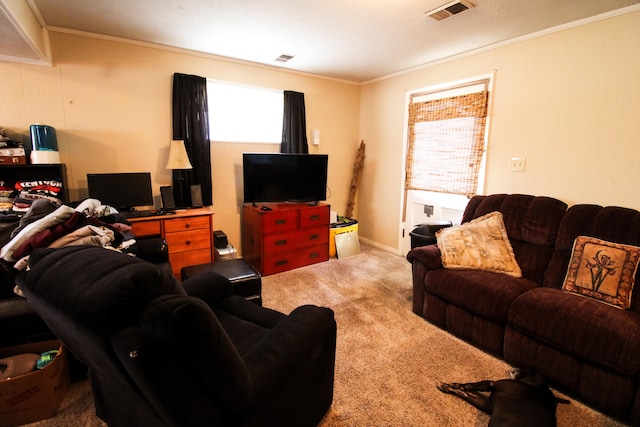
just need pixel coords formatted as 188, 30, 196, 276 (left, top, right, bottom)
425, 1, 474, 21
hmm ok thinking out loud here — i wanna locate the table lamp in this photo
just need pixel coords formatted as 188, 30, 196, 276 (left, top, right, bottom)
166, 140, 193, 207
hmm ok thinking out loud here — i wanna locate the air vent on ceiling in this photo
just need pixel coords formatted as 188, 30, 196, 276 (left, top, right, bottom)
425, 1, 474, 21
275, 54, 295, 63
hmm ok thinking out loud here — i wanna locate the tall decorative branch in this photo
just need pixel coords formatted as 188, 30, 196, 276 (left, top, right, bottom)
345, 140, 365, 219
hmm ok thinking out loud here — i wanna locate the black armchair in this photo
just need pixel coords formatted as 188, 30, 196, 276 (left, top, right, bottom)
17, 246, 337, 427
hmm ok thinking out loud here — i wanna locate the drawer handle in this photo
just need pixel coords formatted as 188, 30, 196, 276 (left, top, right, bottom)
275, 260, 288, 266
275, 219, 287, 225
185, 224, 191, 229
275, 239, 287, 246
309, 252, 320, 259
185, 240, 191, 246
309, 215, 320, 221
309, 234, 319, 240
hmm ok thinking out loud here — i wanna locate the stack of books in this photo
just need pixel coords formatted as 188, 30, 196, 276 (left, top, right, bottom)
0, 128, 27, 165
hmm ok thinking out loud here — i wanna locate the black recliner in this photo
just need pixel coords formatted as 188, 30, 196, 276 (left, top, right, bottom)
17, 245, 336, 427
0, 236, 170, 348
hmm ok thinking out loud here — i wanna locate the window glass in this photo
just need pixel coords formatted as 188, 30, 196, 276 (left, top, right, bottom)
405, 79, 490, 197
208, 81, 283, 143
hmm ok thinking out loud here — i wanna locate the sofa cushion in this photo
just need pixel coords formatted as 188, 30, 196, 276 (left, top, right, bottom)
460, 194, 567, 283
436, 212, 522, 278
543, 205, 640, 311
508, 287, 640, 375
425, 268, 539, 323
563, 236, 640, 309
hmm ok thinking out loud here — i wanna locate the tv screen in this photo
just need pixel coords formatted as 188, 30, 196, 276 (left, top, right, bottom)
243, 153, 328, 204
87, 172, 154, 211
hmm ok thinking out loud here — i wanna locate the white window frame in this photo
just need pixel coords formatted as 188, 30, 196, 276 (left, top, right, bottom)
398, 74, 494, 255
207, 80, 284, 144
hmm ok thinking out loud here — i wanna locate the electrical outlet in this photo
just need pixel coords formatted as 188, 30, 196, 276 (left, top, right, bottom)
510, 157, 526, 172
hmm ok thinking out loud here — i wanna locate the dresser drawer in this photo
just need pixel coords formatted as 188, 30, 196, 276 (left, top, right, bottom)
165, 215, 210, 233
131, 220, 161, 237
169, 249, 212, 278
263, 230, 299, 255
301, 225, 329, 246
263, 243, 329, 276
262, 210, 298, 234
263, 226, 329, 255
165, 228, 211, 253
299, 205, 330, 228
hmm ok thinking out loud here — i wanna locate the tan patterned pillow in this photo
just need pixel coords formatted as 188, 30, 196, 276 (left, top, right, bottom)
436, 211, 522, 278
562, 236, 640, 309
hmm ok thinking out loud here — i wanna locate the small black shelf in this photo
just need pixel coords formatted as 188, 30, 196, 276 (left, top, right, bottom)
0, 164, 69, 203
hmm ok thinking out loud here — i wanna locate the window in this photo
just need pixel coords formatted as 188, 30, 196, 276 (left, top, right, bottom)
207, 81, 283, 143
405, 78, 490, 197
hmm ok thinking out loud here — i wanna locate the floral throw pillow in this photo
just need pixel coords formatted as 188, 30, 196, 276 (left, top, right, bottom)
436, 211, 522, 278
562, 236, 640, 309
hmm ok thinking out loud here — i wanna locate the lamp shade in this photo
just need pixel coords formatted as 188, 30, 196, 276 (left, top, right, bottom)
166, 140, 193, 170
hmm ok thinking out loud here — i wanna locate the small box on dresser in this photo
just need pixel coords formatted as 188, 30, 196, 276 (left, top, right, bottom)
242, 203, 330, 275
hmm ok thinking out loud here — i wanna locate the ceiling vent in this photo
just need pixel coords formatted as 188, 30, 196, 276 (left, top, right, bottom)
425, 1, 474, 21
275, 54, 295, 63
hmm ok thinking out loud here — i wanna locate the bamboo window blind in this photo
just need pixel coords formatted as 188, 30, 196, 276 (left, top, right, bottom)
405, 84, 489, 197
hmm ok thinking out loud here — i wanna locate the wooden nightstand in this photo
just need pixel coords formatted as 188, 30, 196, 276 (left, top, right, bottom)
128, 208, 214, 279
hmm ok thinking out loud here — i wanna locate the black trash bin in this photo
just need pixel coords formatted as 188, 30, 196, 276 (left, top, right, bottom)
409, 221, 453, 248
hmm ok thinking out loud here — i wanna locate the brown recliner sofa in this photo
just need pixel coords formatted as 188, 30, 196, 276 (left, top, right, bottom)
407, 193, 640, 424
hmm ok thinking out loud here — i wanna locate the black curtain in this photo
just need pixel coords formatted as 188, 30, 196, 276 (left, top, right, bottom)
280, 91, 309, 154
172, 73, 212, 207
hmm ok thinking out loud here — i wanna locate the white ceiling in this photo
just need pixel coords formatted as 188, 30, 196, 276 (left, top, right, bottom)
9, 0, 640, 82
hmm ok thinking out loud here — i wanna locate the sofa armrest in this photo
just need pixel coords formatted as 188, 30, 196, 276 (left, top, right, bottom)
242, 305, 336, 400
407, 244, 443, 270
182, 270, 235, 306
407, 244, 443, 315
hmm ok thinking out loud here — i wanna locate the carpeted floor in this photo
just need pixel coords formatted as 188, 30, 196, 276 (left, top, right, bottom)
27, 242, 629, 426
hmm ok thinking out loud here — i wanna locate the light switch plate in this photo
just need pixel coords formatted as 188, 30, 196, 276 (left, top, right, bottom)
510, 157, 526, 172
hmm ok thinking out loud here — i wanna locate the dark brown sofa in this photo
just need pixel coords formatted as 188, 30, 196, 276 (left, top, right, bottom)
407, 193, 640, 424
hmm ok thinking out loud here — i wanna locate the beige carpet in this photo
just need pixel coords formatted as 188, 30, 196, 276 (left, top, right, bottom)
27, 243, 628, 426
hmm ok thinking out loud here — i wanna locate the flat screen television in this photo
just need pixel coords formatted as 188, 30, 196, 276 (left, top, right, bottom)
87, 172, 154, 211
243, 153, 328, 204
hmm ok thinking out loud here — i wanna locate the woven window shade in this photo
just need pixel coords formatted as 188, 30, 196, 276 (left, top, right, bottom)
406, 90, 488, 197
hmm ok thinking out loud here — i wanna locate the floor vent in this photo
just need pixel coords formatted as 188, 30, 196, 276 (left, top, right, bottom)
425, 1, 474, 21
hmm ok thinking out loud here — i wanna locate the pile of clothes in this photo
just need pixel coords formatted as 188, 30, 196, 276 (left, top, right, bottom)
0, 199, 136, 294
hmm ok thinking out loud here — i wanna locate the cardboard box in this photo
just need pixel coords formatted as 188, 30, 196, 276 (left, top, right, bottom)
0, 340, 70, 427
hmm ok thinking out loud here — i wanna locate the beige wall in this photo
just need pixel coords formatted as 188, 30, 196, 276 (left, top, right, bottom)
359, 10, 640, 252
0, 32, 360, 251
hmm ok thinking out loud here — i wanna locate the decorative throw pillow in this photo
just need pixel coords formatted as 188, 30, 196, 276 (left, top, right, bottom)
436, 211, 522, 278
562, 236, 640, 309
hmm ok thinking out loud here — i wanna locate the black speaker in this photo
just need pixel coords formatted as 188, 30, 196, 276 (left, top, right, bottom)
160, 186, 176, 210
190, 184, 203, 208
213, 230, 228, 249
